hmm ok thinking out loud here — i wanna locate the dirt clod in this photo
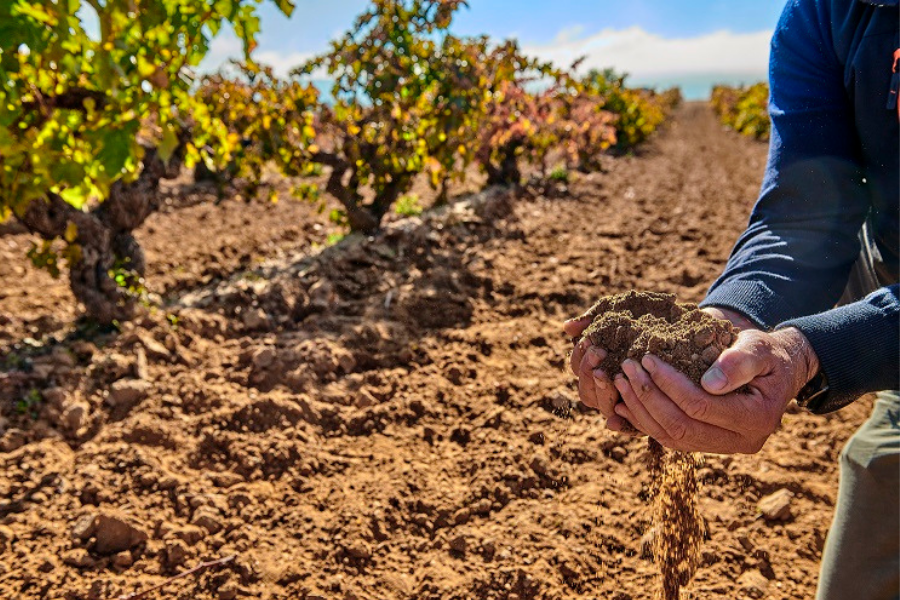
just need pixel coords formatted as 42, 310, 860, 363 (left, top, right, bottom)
578, 291, 739, 385
758, 489, 793, 522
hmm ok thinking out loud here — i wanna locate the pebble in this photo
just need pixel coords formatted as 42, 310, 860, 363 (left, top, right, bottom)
448, 535, 467, 554
62, 548, 97, 568
108, 379, 151, 407
93, 513, 148, 555
251, 347, 277, 370
758, 488, 793, 522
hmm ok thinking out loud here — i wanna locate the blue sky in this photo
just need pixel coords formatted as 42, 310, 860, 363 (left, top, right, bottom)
202, 0, 789, 98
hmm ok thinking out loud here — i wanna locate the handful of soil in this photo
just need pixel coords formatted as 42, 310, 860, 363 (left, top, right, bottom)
573, 291, 741, 600
576, 290, 739, 386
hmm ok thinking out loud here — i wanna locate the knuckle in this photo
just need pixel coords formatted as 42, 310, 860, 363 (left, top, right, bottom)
682, 395, 709, 421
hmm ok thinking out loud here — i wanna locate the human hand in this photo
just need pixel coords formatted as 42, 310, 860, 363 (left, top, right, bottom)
563, 315, 635, 432
611, 326, 820, 453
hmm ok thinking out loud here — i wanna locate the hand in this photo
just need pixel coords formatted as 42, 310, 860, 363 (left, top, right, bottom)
563, 315, 635, 432
611, 327, 820, 454
563, 305, 759, 431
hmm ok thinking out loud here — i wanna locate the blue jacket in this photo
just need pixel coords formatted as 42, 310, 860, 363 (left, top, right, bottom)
700, 0, 899, 411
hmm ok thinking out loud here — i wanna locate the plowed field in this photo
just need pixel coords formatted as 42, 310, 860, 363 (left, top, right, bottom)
0, 103, 869, 600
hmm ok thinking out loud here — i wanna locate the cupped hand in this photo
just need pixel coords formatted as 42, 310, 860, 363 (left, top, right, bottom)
563, 315, 634, 432
611, 326, 820, 454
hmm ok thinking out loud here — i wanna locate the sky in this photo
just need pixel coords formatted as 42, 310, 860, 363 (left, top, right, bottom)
200, 0, 788, 100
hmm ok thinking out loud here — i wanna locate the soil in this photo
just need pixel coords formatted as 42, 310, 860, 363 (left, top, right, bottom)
578, 291, 740, 385
0, 103, 871, 600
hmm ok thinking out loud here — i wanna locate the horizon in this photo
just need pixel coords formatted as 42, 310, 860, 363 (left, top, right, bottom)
199, 0, 786, 100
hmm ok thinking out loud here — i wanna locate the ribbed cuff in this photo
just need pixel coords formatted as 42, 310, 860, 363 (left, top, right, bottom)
700, 280, 798, 330
779, 291, 900, 412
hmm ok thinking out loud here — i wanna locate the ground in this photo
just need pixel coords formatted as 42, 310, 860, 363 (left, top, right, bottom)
0, 103, 870, 600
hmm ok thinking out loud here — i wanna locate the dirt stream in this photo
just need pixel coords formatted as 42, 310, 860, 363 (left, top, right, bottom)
0, 103, 870, 600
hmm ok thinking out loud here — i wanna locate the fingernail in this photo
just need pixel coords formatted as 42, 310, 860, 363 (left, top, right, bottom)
641, 354, 657, 373
702, 366, 727, 391
621, 360, 636, 377
593, 374, 608, 390
614, 403, 628, 417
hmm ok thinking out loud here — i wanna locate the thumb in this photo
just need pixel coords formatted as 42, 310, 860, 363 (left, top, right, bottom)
563, 316, 592, 338
701, 334, 767, 395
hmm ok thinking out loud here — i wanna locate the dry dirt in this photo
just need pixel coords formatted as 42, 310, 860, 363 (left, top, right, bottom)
0, 103, 871, 600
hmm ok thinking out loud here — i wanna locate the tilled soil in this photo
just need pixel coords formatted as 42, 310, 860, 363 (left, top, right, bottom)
0, 104, 870, 600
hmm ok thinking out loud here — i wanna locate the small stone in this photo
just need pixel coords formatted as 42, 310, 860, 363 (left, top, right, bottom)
609, 446, 628, 462
528, 431, 545, 445
453, 508, 470, 525
62, 548, 97, 568
191, 507, 224, 534
217, 582, 239, 600
166, 539, 189, 567
111, 550, 133, 568
758, 489, 793, 522
139, 336, 171, 360
345, 542, 372, 560
135, 347, 149, 380
242, 308, 269, 330
93, 513, 148, 555
471, 498, 492, 516
72, 514, 97, 540
550, 390, 575, 411
737, 569, 770, 599
251, 347, 277, 370
171, 525, 205, 545
700, 345, 721, 365
448, 535, 467, 554
108, 379, 151, 407
62, 402, 89, 431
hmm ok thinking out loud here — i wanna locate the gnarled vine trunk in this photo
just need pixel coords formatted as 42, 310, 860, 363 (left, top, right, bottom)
15, 147, 179, 324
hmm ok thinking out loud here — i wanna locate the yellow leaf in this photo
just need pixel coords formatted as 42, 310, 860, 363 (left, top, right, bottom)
64, 222, 78, 243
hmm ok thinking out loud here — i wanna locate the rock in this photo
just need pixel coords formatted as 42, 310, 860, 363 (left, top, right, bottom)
345, 541, 372, 560
453, 508, 470, 525
217, 582, 239, 600
93, 513, 148, 555
251, 347, 277, 370
135, 347, 149, 380
108, 379, 151, 407
448, 535, 467, 554
111, 550, 133, 568
139, 336, 171, 361
737, 569, 770, 599
471, 498, 492, 516
72, 514, 98, 540
550, 390, 575, 411
62, 548, 97, 568
758, 489, 793, 522
166, 539, 190, 567
242, 308, 269, 330
191, 507, 224, 534
62, 401, 89, 431
98, 353, 133, 379
170, 525, 205, 545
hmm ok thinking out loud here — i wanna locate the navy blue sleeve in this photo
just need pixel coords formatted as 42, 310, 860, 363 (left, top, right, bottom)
778, 285, 899, 410
700, 0, 870, 328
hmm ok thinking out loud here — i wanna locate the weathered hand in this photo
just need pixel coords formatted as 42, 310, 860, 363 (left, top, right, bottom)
563, 315, 634, 432
612, 327, 820, 454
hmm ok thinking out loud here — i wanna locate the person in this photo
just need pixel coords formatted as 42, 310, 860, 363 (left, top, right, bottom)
565, 0, 899, 598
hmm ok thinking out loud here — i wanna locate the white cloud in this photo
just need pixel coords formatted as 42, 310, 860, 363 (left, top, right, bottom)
197, 32, 316, 78
524, 26, 771, 78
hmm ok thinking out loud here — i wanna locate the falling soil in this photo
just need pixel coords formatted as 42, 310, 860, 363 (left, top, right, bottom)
577, 291, 740, 599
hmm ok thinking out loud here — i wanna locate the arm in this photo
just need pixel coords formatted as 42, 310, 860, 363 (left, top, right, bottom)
700, 0, 870, 328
